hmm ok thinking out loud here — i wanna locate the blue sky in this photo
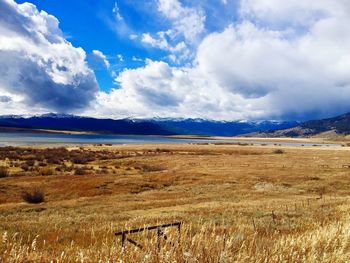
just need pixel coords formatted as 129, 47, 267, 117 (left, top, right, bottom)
14, 0, 239, 92
1, 0, 350, 120
15, 0, 166, 91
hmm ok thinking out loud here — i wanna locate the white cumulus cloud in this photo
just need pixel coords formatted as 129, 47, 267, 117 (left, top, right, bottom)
89, 0, 350, 120
0, 0, 98, 113
157, 0, 206, 43
91, 50, 110, 69
139, 0, 205, 63
85, 59, 265, 120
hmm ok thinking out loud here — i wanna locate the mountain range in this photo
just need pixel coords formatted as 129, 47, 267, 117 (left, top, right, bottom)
0, 113, 297, 137
1, 112, 349, 137
253, 112, 350, 137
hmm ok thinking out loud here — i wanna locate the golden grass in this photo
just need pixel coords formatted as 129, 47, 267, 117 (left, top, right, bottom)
0, 144, 350, 262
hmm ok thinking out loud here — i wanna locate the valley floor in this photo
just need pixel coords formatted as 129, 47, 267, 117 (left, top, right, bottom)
1, 143, 350, 262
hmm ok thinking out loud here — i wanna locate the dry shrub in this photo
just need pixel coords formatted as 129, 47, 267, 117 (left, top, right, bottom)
70, 149, 98, 163
61, 163, 73, 172
21, 163, 30, 172
155, 148, 171, 153
140, 164, 165, 172
25, 159, 35, 166
273, 149, 284, 154
0, 166, 9, 178
40, 167, 53, 176
71, 156, 89, 164
74, 167, 88, 176
46, 157, 62, 165
55, 166, 63, 172
38, 162, 47, 167
98, 155, 109, 160
21, 188, 45, 204
98, 168, 109, 175
316, 186, 326, 198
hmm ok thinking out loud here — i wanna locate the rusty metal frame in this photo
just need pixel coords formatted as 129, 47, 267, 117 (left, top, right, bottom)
115, 222, 182, 250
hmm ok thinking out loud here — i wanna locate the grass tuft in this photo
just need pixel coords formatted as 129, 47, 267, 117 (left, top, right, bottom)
21, 188, 45, 204
0, 166, 9, 178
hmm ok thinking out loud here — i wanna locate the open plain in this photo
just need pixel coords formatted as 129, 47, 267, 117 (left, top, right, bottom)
1, 143, 350, 262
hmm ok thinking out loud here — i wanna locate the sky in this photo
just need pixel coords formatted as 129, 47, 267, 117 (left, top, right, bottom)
1, 0, 350, 121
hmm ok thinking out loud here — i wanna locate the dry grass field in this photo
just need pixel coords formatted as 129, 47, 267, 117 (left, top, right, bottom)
1, 143, 350, 262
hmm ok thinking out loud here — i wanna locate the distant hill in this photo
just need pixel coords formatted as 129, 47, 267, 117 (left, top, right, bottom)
0, 113, 298, 136
146, 118, 298, 136
0, 114, 172, 136
252, 112, 350, 137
